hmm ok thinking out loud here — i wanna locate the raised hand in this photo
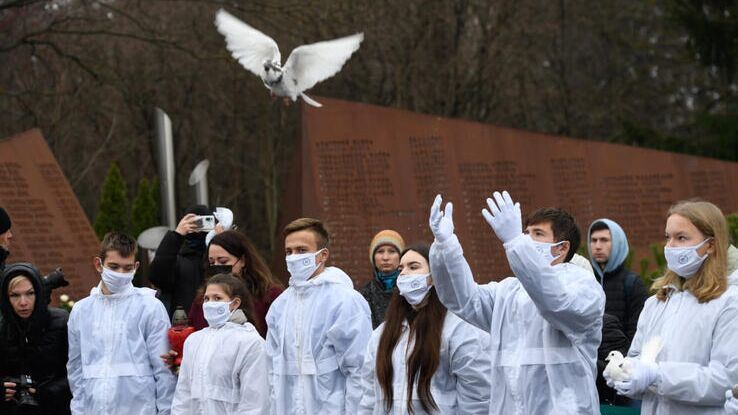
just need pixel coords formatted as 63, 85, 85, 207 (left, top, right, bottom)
481, 191, 522, 244
429, 194, 455, 243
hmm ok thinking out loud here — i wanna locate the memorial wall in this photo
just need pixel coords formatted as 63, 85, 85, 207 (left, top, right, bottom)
0, 129, 100, 301
296, 97, 738, 286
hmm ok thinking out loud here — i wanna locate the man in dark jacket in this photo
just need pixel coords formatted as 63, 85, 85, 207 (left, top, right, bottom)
0, 263, 71, 415
0, 207, 12, 273
588, 219, 648, 343
588, 218, 649, 406
148, 205, 210, 318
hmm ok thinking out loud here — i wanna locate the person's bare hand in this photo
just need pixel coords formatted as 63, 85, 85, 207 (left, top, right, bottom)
175, 214, 199, 236
160, 350, 178, 372
214, 223, 225, 234
3, 382, 16, 401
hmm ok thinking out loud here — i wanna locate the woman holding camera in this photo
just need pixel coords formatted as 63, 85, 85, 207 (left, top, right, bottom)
0, 263, 71, 415
149, 205, 212, 318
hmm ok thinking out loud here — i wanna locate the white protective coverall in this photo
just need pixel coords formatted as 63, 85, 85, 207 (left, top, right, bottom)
358, 310, 491, 414
67, 284, 176, 415
171, 312, 269, 414
429, 234, 605, 414
626, 277, 738, 414
266, 266, 372, 414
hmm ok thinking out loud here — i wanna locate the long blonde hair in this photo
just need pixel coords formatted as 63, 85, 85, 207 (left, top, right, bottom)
652, 200, 728, 303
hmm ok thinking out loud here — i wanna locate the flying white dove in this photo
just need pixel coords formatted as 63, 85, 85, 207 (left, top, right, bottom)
604, 336, 663, 382
214, 9, 364, 108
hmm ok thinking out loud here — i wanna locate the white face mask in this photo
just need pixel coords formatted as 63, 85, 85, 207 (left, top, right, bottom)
202, 300, 235, 328
286, 249, 325, 283
531, 240, 565, 264
100, 266, 135, 294
396, 273, 432, 306
664, 238, 711, 278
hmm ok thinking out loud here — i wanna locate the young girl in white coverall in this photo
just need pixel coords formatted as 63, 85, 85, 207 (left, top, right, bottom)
171, 273, 269, 414
605, 200, 738, 415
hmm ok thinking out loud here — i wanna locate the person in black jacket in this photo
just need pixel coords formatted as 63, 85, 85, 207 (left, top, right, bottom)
0, 262, 71, 415
148, 205, 210, 318
587, 219, 648, 344
0, 207, 13, 273
588, 218, 649, 407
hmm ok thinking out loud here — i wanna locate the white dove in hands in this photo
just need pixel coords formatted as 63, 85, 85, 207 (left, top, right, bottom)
214, 9, 364, 107
603, 351, 633, 384
481, 191, 522, 244
429, 194, 454, 243
610, 336, 664, 396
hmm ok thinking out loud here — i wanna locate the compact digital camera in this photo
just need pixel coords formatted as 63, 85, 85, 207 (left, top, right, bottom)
192, 215, 216, 231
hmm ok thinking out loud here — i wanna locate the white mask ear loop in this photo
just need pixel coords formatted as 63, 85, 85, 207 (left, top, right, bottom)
551, 241, 566, 259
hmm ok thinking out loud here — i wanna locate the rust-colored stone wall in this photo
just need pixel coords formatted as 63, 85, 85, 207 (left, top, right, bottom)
296, 97, 738, 287
0, 129, 100, 302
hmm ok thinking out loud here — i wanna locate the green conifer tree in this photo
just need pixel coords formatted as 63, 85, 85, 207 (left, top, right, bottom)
131, 177, 161, 237
94, 162, 129, 238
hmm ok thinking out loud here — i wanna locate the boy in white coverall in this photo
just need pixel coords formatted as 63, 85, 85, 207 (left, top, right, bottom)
67, 232, 175, 414
266, 218, 372, 414
428, 191, 605, 414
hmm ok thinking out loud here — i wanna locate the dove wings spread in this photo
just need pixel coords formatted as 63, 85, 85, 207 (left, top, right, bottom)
283, 33, 364, 93
215, 9, 281, 76
215, 9, 363, 94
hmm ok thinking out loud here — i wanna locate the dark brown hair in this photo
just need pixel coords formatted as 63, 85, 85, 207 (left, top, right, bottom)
206, 273, 259, 331
283, 217, 330, 249
590, 220, 609, 234
99, 231, 137, 261
524, 207, 581, 262
207, 230, 281, 299
375, 244, 446, 414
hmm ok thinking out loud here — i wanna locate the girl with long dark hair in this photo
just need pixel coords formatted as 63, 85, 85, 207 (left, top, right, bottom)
359, 244, 490, 414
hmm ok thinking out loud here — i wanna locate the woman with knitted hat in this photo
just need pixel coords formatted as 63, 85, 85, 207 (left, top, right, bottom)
359, 230, 405, 328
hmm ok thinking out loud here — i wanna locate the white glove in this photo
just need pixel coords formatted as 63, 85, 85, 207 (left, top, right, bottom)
614, 359, 661, 397
429, 194, 454, 243
726, 388, 738, 415
481, 191, 522, 244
